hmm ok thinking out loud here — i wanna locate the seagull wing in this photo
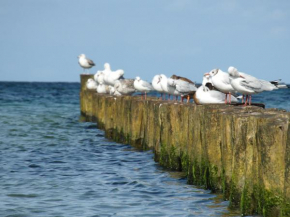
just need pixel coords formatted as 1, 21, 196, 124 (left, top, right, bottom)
141, 81, 153, 90
87, 58, 95, 66
175, 80, 197, 93
240, 79, 263, 92
260, 80, 278, 91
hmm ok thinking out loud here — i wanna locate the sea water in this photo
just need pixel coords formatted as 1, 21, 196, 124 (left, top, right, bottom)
0, 82, 289, 217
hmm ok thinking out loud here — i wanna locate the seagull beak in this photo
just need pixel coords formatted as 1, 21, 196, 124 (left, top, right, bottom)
204, 73, 210, 76
240, 75, 245, 79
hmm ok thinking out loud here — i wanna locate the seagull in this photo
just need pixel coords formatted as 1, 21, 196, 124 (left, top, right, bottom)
78, 54, 95, 73
94, 71, 105, 85
86, 78, 98, 90
105, 69, 125, 86
109, 86, 122, 96
208, 69, 237, 104
134, 77, 154, 100
97, 81, 110, 94
193, 73, 238, 105
169, 75, 197, 102
101, 63, 125, 86
114, 79, 136, 95
93, 71, 102, 84
158, 74, 180, 100
228, 66, 277, 106
152, 75, 165, 100
102, 63, 112, 81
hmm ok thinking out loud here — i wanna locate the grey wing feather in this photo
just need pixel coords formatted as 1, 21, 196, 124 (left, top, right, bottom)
188, 83, 197, 91
121, 79, 135, 90
142, 81, 154, 90
260, 80, 278, 90
240, 80, 263, 92
176, 84, 190, 93
87, 58, 95, 66
176, 80, 197, 93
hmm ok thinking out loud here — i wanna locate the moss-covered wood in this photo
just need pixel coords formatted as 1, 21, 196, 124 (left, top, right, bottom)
80, 75, 290, 216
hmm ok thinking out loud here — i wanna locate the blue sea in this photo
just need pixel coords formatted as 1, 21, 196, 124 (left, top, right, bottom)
0, 82, 289, 217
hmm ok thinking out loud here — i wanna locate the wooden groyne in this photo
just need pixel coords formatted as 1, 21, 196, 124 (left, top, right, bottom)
80, 74, 290, 216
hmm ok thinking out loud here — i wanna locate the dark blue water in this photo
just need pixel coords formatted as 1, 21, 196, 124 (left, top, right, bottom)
0, 82, 288, 217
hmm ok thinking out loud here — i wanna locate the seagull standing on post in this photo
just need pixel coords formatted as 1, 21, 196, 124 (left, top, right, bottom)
78, 54, 95, 74
228, 66, 277, 106
134, 76, 154, 100
208, 69, 237, 104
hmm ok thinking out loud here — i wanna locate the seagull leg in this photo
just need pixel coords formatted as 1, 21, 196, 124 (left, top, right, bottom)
225, 93, 228, 104
187, 95, 190, 103
229, 93, 231, 104
249, 95, 252, 105
243, 95, 248, 106
242, 95, 244, 103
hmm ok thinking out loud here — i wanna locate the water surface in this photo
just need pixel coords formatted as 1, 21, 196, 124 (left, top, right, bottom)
1, 82, 289, 216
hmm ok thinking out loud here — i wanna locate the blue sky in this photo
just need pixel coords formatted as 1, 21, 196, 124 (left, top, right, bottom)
0, 0, 289, 83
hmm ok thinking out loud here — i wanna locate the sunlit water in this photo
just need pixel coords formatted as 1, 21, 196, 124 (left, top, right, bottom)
0, 82, 289, 217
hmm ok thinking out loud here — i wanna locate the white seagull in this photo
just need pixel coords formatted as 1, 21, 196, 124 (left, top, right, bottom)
228, 66, 277, 106
208, 68, 237, 104
101, 63, 125, 86
134, 77, 154, 100
95, 71, 105, 85
114, 79, 136, 95
97, 81, 110, 94
78, 54, 95, 73
193, 73, 238, 105
152, 75, 165, 100
93, 71, 102, 84
158, 74, 180, 100
86, 78, 98, 90
109, 86, 122, 96
105, 69, 124, 86
168, 75, 197, 102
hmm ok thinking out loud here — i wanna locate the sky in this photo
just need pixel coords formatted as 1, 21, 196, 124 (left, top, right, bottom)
0, 0, 289, 83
